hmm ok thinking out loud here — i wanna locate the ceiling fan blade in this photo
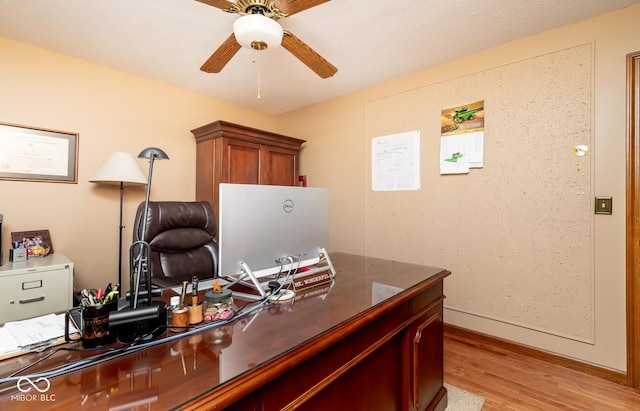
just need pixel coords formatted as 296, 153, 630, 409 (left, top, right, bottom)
281, 31, 337, 78
276, 0, 330, 16
195, 0, 235, 11
200, 33, 241, 73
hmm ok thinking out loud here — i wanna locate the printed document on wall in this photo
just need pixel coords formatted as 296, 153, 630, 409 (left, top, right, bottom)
440, 101, 485, 174
372, 130, 420, 191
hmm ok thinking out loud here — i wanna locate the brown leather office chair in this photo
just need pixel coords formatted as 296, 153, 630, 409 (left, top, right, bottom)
132, 201, 218, 288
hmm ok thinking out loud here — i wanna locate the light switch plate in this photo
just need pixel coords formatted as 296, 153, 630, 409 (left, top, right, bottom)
595, 196, 612, 215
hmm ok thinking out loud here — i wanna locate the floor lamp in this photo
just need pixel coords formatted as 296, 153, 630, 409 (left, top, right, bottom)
90, 152, 147, 287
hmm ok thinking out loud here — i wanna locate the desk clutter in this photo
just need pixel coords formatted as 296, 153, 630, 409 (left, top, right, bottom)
168, 278, 235, 332
65, 284, 121, 348
0, 279, 236, 360
9, 229, 54, 262
54, 277, 237, 350
0, 313, 75, 359
78, 283, 120, 306
9, 239, 50, 262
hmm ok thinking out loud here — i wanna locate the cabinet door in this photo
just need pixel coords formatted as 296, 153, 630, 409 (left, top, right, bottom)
263, 146, 299, 186
407, 311, 444, 411
224, 139, 261, 184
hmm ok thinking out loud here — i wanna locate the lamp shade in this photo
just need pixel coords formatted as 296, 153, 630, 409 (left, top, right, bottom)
233, 14, 283, 51
90, 152, 147, 185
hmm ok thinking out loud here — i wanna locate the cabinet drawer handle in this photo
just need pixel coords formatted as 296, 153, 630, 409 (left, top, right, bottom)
19, 296, 45, 304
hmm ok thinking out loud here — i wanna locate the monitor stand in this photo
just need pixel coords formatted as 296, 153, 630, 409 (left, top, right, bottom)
223, 248, 336, 301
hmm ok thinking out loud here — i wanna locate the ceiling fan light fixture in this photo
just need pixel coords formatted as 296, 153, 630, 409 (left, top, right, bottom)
233, 14, 283, 51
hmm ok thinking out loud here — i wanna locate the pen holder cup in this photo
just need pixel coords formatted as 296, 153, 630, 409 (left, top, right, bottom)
65, 300, 118, 348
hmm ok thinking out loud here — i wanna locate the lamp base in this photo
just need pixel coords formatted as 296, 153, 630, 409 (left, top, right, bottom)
111, 301, 167, 344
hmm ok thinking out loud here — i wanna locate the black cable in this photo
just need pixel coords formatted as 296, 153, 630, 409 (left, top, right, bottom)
6, 332, 145, 379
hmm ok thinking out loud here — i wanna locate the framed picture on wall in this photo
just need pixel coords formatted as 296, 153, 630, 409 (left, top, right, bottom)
0, 122, 79, 183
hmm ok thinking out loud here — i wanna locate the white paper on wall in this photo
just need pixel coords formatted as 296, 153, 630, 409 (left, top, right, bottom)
371, 130, 420, 191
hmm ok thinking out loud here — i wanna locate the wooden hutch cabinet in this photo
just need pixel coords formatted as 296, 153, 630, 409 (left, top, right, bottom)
191, 120, 306, 217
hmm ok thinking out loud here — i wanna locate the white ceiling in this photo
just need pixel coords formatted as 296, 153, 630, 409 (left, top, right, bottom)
0, 0, 638, 115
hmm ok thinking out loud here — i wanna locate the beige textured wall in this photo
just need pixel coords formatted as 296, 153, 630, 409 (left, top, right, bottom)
278, 5, 640, 371
277, 95, 369, 255
366, 43, 594, 342
0, 36, 276, 292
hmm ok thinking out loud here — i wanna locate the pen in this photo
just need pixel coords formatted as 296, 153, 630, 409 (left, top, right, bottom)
192, 276, 198, 305
180, 281, 188, 307
105, 290, 119, 302
83, 289, 97, 306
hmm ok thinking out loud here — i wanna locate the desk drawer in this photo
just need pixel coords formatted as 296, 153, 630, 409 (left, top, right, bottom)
0, 268, 72, 323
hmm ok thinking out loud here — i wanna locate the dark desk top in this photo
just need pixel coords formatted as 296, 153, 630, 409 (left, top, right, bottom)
0, 253, 449, 410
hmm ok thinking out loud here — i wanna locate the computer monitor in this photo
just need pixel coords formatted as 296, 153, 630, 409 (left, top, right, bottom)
218, 183, 330, 281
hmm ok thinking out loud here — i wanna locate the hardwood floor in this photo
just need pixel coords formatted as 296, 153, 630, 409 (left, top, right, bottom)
444, 325, 640, 410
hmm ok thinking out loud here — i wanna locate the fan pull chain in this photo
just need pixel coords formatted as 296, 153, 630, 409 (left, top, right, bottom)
252, 51, 262, 100
258, 61, 262, 100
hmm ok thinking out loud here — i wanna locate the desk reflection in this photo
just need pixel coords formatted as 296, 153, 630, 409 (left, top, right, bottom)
57, 324, 233, 410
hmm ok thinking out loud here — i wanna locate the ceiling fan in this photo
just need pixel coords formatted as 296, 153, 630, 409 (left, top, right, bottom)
196, 0, 337, 78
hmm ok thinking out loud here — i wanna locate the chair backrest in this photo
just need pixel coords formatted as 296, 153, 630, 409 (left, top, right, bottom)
132, 201, 218, 288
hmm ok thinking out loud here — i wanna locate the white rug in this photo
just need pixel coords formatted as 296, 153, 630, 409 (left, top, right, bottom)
445, 383, 485, 411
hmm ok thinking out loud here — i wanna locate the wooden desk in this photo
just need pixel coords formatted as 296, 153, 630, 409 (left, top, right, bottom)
0, 253, 449, 410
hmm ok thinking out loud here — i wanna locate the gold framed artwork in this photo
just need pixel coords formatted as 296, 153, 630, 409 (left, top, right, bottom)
0, 122, 79, 183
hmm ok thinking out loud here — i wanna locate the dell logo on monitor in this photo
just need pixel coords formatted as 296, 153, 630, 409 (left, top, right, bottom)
283, 199, 294, 213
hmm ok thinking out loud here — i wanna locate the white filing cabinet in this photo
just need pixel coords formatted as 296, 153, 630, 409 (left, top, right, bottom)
0, 252, 73, 323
